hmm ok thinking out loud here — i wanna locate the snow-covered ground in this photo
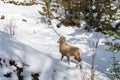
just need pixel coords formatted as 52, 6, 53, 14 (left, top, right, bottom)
0, 1, 119, 80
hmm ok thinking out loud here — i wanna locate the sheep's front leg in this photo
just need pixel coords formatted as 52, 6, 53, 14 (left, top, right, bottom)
67, 57, 70, 65
76, 61, 82, 69
61, 55, 64, 61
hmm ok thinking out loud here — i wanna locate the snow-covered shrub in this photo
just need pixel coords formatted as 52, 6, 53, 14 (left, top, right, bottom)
86, 31, 102, 80
1, 0, 40, 6
3, 19, 16, 37
31, 73, 40, 80
38, 0, 57, 25
9, 59, 24, 80
4, 72, 12, 78
0, 15, 5, 20
0, 58, 17, 79
104, 25, 120, 80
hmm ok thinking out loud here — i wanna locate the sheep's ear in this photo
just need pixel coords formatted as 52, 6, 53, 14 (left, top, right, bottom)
64, 36, 66, 40
60, 36, 66, 40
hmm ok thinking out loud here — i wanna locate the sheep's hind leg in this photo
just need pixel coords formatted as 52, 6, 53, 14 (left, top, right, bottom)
76, 61, 82, 69
67, 57, 70, 65
61, 55, 64, 61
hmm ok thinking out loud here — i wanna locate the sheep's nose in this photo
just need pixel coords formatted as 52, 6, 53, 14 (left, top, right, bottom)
57, 40, 59, 43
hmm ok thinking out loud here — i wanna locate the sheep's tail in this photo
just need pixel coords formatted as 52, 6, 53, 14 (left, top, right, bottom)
79, 49, 82, 56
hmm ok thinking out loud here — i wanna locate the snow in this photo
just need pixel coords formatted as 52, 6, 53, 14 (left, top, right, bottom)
0, 1, 119, 80
111, 20, 120, 28
1, 0, 40, 3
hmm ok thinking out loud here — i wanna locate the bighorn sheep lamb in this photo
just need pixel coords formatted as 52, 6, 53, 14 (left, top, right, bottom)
57, 36, 82, 69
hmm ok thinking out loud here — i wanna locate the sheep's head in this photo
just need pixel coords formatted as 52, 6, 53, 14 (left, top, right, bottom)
57, 36, 66, 43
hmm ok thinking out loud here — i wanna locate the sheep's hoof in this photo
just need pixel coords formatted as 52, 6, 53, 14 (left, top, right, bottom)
76, 65, 78, 68
76, 64, 82, 69
76, 65, 82, 69
68, 63, 70, 65
79, 65, 82, 69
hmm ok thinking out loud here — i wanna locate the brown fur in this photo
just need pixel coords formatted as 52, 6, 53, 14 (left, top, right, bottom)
57, 36, 82, 69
